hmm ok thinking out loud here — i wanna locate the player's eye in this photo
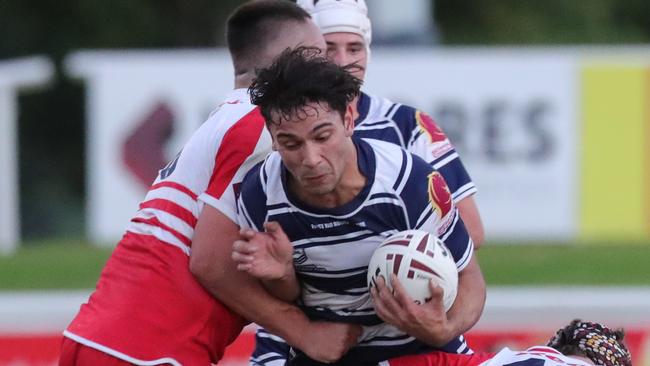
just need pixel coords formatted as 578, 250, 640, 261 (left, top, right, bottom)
279, 140, 300, 150
348, 46, 363, 55
314, 133, 331, 143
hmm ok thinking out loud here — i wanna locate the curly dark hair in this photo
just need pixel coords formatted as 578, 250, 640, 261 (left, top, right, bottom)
248, 46, 362, 125
547, 319, 632, 366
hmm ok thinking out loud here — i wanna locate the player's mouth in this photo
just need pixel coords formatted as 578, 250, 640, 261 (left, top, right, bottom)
303, 173, 327, 182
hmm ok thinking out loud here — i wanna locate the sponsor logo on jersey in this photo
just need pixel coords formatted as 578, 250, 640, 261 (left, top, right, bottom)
428, 171, 453, 219
416, 111, 454, 159
416, 111, 447, 143
310, 220, 366, 230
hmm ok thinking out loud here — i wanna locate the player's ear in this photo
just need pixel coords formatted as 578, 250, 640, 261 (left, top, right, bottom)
343, 103, 355, 136
266, 123, 279, 151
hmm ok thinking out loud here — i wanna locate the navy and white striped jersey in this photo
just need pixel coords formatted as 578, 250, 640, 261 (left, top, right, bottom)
239, 138, 474, 366
352, 92, 476, 203
251, 92, 477, 366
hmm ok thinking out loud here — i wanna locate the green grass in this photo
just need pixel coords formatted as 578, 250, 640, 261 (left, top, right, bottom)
0, 239, 649, 289
0, 239, 113, 289
477, 242, 650, 285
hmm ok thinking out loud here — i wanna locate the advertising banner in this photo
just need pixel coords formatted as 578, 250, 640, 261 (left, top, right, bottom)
66, 48, 650, 244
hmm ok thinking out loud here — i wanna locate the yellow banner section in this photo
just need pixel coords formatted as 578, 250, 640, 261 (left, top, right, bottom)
581, 65, 648, 240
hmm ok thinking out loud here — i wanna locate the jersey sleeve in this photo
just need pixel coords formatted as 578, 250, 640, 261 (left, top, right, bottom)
384, 350, 494, 366
399, 155, 474, 271
405, 108, 477, 203
198, 108, 268, 223
249, 328, 290, 366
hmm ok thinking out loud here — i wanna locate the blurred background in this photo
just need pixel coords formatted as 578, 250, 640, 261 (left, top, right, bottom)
1, 0, 649, 365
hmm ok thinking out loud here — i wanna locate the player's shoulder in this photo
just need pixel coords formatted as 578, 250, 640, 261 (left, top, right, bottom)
365, 137, 431, 166
240, 152, 282, 196
358, 91, 400, 122
363, 138, 433, 186
203, 89, 262, 131
360, 91, 433, 136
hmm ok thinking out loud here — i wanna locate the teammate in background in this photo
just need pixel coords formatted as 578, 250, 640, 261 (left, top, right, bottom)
234, 47, 486, 366
298, 0, 485, 248
251, 0, 485, 364
60, 2, 360, 365
385, 319, 632, 366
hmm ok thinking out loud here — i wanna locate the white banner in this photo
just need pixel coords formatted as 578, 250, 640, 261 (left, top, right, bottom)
67, 48, 579, 245
0, 57, 53, 255
66, 50, 234, 245
365, 49, 579, 240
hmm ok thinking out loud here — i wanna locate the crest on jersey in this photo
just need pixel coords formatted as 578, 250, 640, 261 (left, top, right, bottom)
427, 171, 452, 218
416, 111, 447, 143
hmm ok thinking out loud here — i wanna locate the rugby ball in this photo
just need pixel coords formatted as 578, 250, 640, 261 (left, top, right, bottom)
367, 230, 458, 310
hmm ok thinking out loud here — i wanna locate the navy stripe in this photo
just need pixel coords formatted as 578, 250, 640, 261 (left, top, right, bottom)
300, 265, 366, 275
415, 207, 435, 229
261, 160, 269, 186
267, 202, 290, 211
384, 103, 398, 117
436, 158, 473, 195
299, 271, 368, 293
359, 119, 391, 128
301, 307, 382, 326
392, 149, 409, 191
358, 333, 412, 345
293, 231, 376, 249
354, 92, 371, 125
429, 149, 456, 166
369, 192, 398, 200
411, 130, 424, 145
440, 212, 471, 265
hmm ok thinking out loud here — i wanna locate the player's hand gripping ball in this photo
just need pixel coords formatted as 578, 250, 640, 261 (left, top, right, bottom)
367, 229, 458, 310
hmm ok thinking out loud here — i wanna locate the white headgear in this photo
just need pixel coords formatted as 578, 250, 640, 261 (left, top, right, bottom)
297, 0, 372, 47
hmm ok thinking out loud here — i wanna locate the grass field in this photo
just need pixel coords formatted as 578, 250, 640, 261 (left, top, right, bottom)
0, 239, 649, 289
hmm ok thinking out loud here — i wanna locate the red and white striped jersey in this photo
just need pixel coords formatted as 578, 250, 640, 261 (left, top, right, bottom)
126, 88, 272, 255
385, 346, 593, 366
63, 89, 272, 365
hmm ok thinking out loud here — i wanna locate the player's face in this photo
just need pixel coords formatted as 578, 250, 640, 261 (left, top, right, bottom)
269, 102, 355, 202
264, 20, 327, 59
325, 32, 367, 80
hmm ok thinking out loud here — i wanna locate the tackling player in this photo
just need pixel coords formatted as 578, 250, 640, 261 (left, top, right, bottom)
234, 47, 486, 366
385, 319, 632, 366
60, 2, 360, 365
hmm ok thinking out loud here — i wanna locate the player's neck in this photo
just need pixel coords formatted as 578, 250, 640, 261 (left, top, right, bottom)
234, 72, 256, 89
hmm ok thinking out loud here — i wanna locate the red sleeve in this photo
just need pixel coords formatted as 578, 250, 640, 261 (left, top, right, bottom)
389, 351, 495, 366
205, 107, 264, 199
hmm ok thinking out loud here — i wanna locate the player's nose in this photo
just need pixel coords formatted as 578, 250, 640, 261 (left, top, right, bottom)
329, 50, 347, 67
301, 142, 321, 168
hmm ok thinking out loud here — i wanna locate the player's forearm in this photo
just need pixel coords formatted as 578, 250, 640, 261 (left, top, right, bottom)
262, 267, 301, 302
189, 206, 310, 347
198, 266, 309, 346
445, 254, 486, 337
456, 197, 485, 249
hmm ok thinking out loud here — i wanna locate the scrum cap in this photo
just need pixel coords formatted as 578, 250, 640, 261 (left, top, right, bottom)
297, 0, 372, 47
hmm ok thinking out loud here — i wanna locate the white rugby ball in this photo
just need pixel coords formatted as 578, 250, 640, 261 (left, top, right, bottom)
367, 229, 458, 310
